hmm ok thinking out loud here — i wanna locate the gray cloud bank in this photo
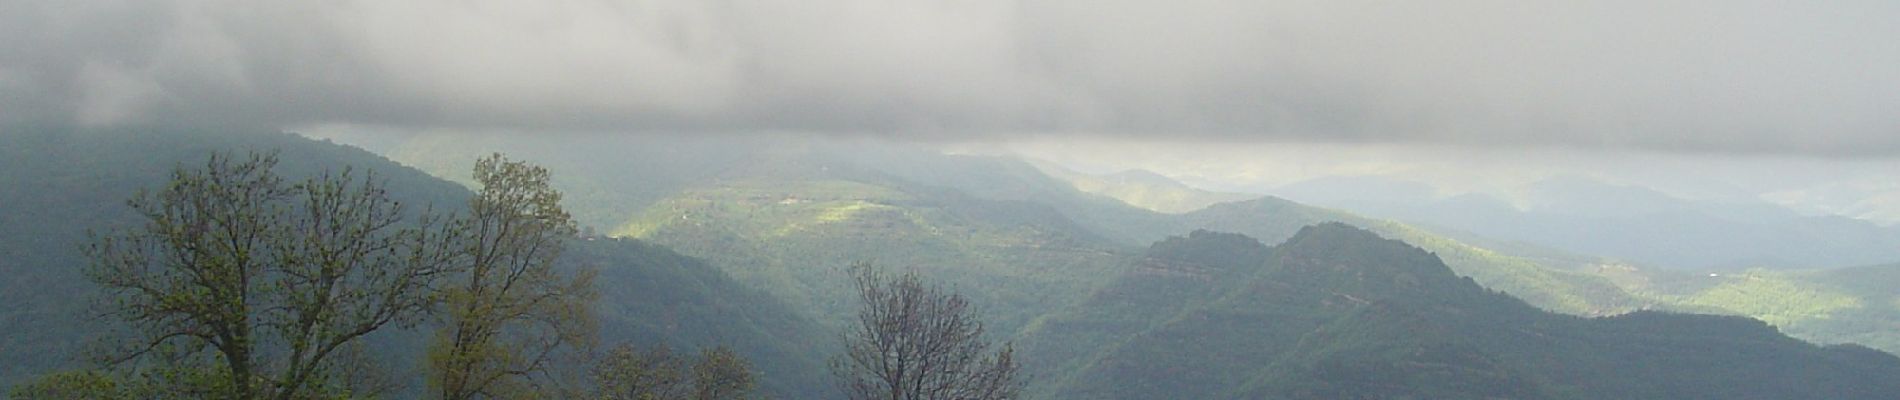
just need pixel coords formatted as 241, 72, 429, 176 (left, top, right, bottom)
4, 0, 1898, 155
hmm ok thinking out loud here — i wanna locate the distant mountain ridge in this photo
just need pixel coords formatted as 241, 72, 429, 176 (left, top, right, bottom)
367, 132, 1900, 397
8, 128, 1900, 398
1271, 174, 1900, 269
374, 134, 1900, 355
1020, 224, 1900, 399
1027, 160, 1255, 214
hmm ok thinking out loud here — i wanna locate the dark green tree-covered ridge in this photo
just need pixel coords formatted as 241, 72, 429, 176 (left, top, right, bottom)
1036, 157, 1900, 355
0, 127, 833, 398
566, 237, 833, 398
1018, 224, 1900, 399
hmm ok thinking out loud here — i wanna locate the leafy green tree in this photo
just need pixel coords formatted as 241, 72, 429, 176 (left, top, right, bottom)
585, 343, 757, 400
8, 370, 127, 400
832, 263, 1023, 400
588, 344, 690, 400
82, 151, 464, 400
429, 154, 597, 400
691, 347, 756, 400
8, 363, 271, 400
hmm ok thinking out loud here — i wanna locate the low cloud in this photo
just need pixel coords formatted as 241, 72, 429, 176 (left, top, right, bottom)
4, 0, 1898, 155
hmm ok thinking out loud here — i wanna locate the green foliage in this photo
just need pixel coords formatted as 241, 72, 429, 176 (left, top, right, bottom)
0, 129, 833, 398
582, 343, 757, 400
607, 178, 1129, 337
6, 363, 370, 400
1246, 303, 1549, 400
81, 150, 464, 399
590, 344, 692, 400
692, 347, 756, 400
1679, 272, 1862, 326
572, 238, 831, 398
581, 343, 760, 400
8, 370, 128, 400
429, 154, 597, 400
0, 128, 468, 389
1603, 264, 1900, 354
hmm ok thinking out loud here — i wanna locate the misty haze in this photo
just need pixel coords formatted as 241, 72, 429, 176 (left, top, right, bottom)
4, 1, 1900, 399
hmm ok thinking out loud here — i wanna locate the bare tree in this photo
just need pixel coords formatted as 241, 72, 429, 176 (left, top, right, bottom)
429, 153, 597, 400
832, 263, 1024, 400
84, 151, 462, 400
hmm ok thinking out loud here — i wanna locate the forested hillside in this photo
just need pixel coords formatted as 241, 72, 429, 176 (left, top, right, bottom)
1018, 225, 1900, 399
8, 128, 1898, 398
376, 134, 1900, 359
382, 135, 1144, 334
0, 128, 463, 387
0, 128, 833, 397
1039, 159, 1900, 355
379, 135, 1728, 396
379, 134, 1638, 320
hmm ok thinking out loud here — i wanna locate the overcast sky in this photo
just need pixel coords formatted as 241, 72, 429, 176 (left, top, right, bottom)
4, 0, 1899, 156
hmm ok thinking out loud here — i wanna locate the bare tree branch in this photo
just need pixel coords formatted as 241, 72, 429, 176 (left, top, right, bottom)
833, 263, 1024, 400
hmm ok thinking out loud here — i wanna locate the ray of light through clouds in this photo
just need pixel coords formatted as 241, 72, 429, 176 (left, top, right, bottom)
5, 0, 1900, 221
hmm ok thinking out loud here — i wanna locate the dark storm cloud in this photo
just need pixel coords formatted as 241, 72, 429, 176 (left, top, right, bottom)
4, 0, 1899, 155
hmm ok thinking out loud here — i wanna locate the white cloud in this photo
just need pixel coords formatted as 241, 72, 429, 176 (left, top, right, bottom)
5, 0, 1900, 155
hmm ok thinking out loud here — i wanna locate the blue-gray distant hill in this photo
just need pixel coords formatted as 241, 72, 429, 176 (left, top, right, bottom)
1272, 174, 1900, 269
